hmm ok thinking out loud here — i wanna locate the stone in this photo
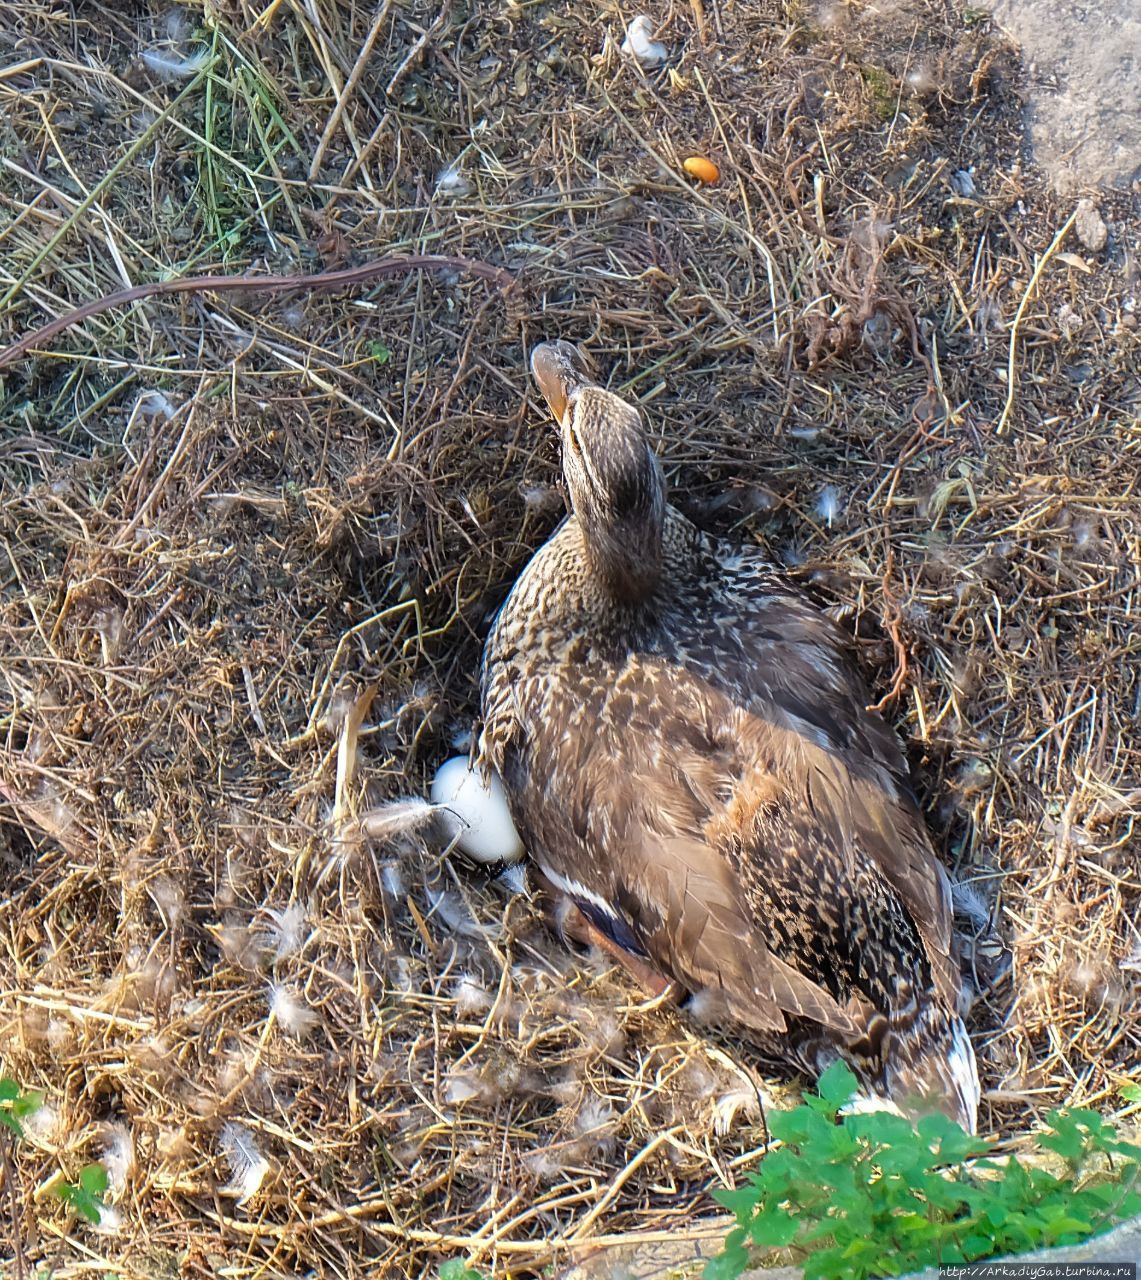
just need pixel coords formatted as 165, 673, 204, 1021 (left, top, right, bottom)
557, 1213, 1141, 1279
1076, 198, 1109, 252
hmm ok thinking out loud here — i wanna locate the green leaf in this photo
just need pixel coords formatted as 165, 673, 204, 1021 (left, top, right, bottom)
875, 1141, 931, 1181
748, 1207, 800, 1248
916, 1110, 991, 1163
961, 1235, 995, 1260
922, 1176, 975, 1215
983, 1201, 1009, 1228
13, 1090, 45, 1120
800, 1217, 845, 1245
366, 339, 392, 365
439, 1262, 484, 1280
815, 1060, 860, 1111
713, 1184, 758, 1219
845, 1109, 915, 1150
1120, 1081, 1141, 1102
0, 1079, 43, 1137
703, 1239, 750, 1280
54, 1165, 109, 1226
80, 1164, 110, 1195
1041, 1213, 1095, 1241
1041, 1111, 1090, 1163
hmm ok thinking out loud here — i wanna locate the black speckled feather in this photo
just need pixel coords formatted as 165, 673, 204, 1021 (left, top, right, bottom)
480, 343, 980, 1130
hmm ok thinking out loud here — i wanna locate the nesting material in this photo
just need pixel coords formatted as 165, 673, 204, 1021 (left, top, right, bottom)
218, 1123, 271, 1204
0, 0, 1138, 1275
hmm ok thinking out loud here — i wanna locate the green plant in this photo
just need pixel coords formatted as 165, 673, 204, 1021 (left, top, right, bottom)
859, 66, 899, 121
0, 1077, 44, 1134
1, 1076, 110, 1226
439, 1262, 486, 1280
53, 1163, 110, 1225
706, 1063, 1141, 1280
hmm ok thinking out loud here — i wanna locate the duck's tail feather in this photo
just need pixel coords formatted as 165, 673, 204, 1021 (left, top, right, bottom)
880, 1005, 980, 1135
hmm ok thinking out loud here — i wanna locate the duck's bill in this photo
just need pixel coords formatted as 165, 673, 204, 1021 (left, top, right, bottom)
530, 341, 592, 426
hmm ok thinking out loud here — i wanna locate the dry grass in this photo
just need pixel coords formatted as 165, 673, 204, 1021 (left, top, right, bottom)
1, 0, 1139, 1275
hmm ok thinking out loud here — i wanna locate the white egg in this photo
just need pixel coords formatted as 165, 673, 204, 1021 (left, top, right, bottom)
430, 757, 524, 865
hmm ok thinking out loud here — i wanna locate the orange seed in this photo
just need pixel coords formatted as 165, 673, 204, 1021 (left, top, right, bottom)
683, 156, 720, 183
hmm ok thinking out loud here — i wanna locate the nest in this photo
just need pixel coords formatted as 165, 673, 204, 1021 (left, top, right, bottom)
1, 0, 1138, 1274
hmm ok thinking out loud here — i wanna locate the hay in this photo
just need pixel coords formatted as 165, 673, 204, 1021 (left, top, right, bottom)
1, 0, 1138, 1274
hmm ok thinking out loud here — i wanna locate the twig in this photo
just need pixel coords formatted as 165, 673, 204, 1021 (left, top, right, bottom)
309, 0, 397, 179
0, 1129, 28, 1280
995, 206, 1079, 435
867, 551, 910, 713
566, 1128, 682, 1242
0, 254, 514, 370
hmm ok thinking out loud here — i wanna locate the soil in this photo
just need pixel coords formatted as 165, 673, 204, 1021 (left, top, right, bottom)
977, 0, 1141, 191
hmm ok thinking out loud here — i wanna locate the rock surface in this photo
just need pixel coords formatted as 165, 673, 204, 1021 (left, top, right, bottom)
974, 0, 1141, 191
1076, 198, 1110, 251
559, 1213, 1141, 1279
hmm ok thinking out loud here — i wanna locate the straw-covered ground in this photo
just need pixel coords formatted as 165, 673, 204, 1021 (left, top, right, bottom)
1, 0, 1138, 1275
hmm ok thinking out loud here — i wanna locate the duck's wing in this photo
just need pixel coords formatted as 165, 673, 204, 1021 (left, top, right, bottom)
496, 656, 873, 1040
620, 829, 870, 1038
709, 566, 961, 1011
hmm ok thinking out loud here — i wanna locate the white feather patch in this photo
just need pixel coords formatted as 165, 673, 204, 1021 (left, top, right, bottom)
947, 1016, 981, 1133
268, 982, 319, 1037
100, 1122, 136, 1195
140, 48, 210, 79
261, 901, 310, 961
358, 797, 436, 841
219, 1122, 270, 1204
539, 864, 616, 919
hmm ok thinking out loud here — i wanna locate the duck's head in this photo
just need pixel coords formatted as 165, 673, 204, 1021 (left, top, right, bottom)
530, 340, 666, 602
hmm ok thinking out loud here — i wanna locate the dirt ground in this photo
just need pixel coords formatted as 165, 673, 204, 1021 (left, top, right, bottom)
1, 0, 1139, 1276
977, 0, 1141, 192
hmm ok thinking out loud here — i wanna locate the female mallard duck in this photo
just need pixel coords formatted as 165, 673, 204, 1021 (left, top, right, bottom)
479, 341, 980, 1131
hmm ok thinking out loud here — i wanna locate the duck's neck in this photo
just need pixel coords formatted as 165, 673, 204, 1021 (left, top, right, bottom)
577, 503, 664, 603
563, 403, 669, 605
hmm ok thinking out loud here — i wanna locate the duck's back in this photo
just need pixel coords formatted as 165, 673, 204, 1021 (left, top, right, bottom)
481, 508, 974, 1123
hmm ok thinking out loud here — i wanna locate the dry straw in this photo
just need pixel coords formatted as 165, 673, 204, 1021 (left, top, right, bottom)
1, 0, 1138, 1275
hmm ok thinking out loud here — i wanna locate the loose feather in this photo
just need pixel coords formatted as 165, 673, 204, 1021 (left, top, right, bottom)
261, 901, 309, 961
140, 47, 210, 79
268, 982, 319, 1037
219, 1122, 270, 1204
100, 1122, 136, 1194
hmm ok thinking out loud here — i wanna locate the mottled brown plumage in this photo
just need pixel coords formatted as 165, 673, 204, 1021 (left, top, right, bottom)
480, 340, 980, 1130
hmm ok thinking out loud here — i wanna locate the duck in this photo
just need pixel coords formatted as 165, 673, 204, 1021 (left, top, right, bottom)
478, 340, 980, 1132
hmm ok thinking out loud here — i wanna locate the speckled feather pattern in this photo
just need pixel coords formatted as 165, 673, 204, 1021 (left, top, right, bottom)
481, 369, 979, 1129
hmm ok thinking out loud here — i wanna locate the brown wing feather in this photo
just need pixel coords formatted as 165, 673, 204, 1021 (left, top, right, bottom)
718, 578, 960, 1009
497, 650, 887, 1041
625, 831, 864, 1038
